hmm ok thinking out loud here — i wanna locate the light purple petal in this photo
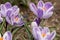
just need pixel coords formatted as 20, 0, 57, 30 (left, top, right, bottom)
6, 15, 11, 25
31, 22, 42, 40
32, 26, 41, 40
42, 11, 53, 19
6, 9, 12, 24
6, 9, 12, 17
29, 3, 38, 16
37, 9, 43, 18
11, 5, 19, 16
47, 31, 56, 40
3, 31, 12, 40
45, 2, 53, 10
5, 2, 12, 9
11, 15, 24, 26
37, 1, 44, 8
0, 4, 6, 17
43, 27, 50, 33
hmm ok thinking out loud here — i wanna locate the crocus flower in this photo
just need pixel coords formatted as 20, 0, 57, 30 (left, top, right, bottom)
6, 6, 24, 26
29, 0, 54, 19
0, 2, 24, 26
31, 22, 56, 40
0, 2, 12, 17
0, 31, 12, 40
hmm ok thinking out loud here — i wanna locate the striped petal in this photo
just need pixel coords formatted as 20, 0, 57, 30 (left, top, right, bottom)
5, 2, 12, 9
45, 2, 53, 10
37, 1, 44, 9
29, 3, 38, 16
3, 31, 12, 40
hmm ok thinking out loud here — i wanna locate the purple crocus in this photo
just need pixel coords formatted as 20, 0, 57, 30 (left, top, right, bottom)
31, 22, 56, 40
29, 0, 54, 19
0, 2, 12, 17
6, 5, 24, 26
0, 2, 24, 26
0, 31, 12, 40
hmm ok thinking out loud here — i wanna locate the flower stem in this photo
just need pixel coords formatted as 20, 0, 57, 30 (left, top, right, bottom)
0, 19, 5, 33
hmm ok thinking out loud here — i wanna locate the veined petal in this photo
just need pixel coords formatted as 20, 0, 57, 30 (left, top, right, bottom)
45, 2, 53, 10
29, 3, 38, 16
43, 27, 50, 33
31, 22, 40, 39
11, 15, 24, 26
47, 31, 56, 40
46, 6, 54, 13
37, 9, 43, 18
3, 31, 12, 40
11, 5, 19, 16
5, 2, 12, 9
0, 4, 7, 17
37, 1, 44, 9
42, 10, 53, 19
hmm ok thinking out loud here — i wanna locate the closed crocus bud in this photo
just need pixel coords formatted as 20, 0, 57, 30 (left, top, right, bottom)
31, 22, 56, 40
29, 0, 54, 19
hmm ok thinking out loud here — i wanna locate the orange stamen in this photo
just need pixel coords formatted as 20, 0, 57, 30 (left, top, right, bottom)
42, 7, 46, 11
42, 33, 46, 37
0, 37, 3, 40
14, 17, 19, 21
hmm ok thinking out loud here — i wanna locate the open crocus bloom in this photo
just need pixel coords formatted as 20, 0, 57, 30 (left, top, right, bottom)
6, 6, 24, 26
31, 22, 56, 40
0, 2, 12, 17
0, 31, 12, 40
29, 0, 54, 19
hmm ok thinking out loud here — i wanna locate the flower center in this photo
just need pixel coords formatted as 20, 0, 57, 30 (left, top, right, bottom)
42, 7, 46, 11
0, 37, 3, 40
14, 17, 19, 22
42, 33, 46, 37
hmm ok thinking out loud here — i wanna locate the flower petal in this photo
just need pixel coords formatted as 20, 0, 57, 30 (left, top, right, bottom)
29, 3, 38, 16
0, 4, 7, 17
3, 31, 12, 40
37, 1, 44, 8
6, 9, 12, 24
37, 9, 43, 18
5, 2, 12, 9
42, 11, 53, 19
11, 15, 24, 26
45, 2, 53, 10
43, 27, 50, 33
31, 22, 39, 39
31, 22, 43, 40
11, 5, 19, 16
47, 31, 56, 40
